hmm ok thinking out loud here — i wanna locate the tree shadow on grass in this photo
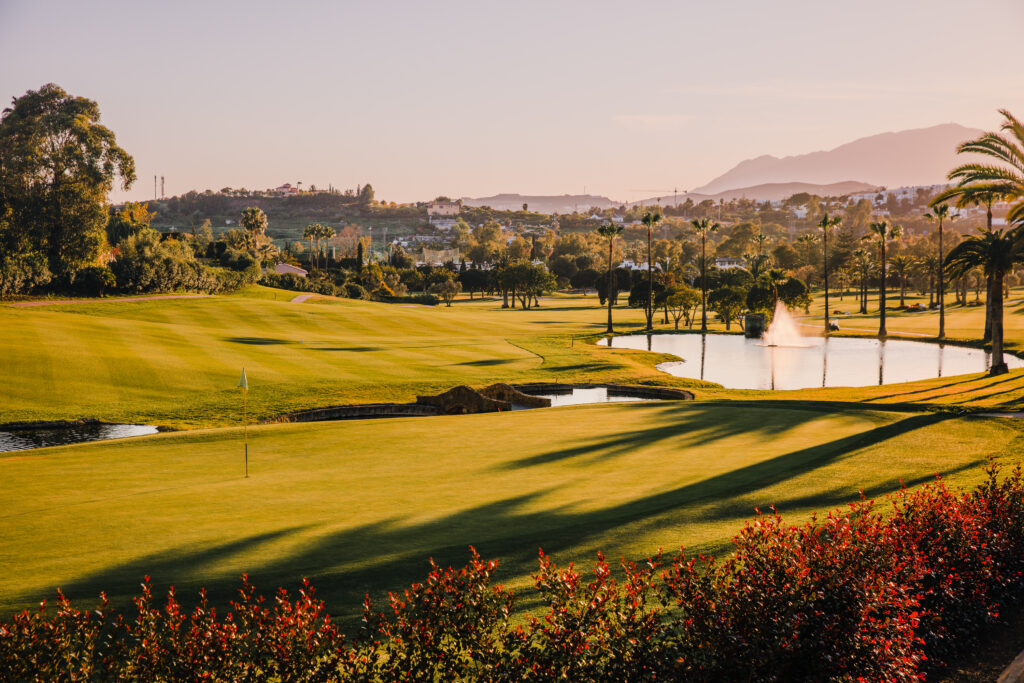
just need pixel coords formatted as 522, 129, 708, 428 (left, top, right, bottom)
453, 359, 519, 366
224, 337, 292, 345
10, 409, 959, 630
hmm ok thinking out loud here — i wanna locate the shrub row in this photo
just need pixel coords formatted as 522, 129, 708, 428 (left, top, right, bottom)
3, 464, 1023, 681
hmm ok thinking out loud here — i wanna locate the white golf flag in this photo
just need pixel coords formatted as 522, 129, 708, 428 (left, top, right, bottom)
237, 368, 248, 391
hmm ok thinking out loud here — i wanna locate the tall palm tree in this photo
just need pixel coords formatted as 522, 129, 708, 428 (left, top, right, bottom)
302, 224, 319, 270
765, 268, 789, 307
691, 218, 720, 333
932, 109, 1024, 341
817, 213, 841, 334
864, 221, 902, 337
318, 224, 336, 267
596, 222, 624, 333
916, 254, 941, 307
938, 109, 1024, 224
889, 254, 913, 308
944, 225, 1024, 375
851, 248, 873, 315
923, 204, 957, 339
641, 211, 661, 331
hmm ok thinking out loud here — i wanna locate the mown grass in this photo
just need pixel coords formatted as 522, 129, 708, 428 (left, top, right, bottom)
2, 401, 1021, 624
0, 288, 682, 428
5, 285, 1024, 427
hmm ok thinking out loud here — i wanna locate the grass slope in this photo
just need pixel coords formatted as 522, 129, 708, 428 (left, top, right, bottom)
6, 285, 1024, 427
0, 288, 679, 428
2, 402, 1021, 623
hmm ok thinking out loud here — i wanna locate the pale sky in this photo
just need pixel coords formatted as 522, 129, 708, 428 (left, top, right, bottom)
2, 0, 1023, 204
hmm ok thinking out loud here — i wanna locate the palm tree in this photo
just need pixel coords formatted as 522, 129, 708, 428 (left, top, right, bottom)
864, 221, 902, 337
817, 213, 841, 334
889, 254, 913, 308
851, 248, 873, 315
944, 225, 1024, 375
641, 211, 661, 331
765, 268, 789, 307
932, 109, 1024, 341
691, 218, 720, 332
924, 204, 957, 339
596, 222, 624, 333
937, 109, 1024, 224
302, 224, 319, 270
317, 224, 336, 267
916, 255, 941, 307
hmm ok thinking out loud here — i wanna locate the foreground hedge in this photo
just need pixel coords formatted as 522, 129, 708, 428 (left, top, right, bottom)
3, 464, 1024, 681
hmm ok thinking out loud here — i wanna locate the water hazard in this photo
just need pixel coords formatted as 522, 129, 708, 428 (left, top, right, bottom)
600, 334, 1024, 391
512, 386, 651, 409
0, 423, 159, 453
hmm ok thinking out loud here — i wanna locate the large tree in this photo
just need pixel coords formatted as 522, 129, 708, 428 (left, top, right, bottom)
944, 225, 1024, 375
0, 84, 135, 284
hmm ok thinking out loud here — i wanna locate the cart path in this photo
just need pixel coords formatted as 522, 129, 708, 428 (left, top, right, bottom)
290, 294, 316, 303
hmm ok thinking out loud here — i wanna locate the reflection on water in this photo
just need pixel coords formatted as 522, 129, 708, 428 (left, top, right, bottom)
512, 386, 650, 409
600, 333, 1023, 390
0, 423, 159, 453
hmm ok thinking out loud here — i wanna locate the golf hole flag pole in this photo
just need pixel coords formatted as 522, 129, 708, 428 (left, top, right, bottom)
238, 368, 249, 478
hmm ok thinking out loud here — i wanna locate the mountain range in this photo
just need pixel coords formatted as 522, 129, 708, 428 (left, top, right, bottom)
693, 123, 982, 195
461, 123, 985, 210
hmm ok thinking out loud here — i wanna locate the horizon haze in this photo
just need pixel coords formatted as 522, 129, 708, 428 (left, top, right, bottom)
2, 0, 1023, 204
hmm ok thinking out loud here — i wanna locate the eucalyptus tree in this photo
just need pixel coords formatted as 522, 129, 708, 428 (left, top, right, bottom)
0, 83, 135, 285
596, 222, 624, 333
863, 221, 902, 337
923, 204, 956, 338
817, 213, 841, 334
641, 211, 661, 331
691, 218, 720, 332
944, 225, 1024, 375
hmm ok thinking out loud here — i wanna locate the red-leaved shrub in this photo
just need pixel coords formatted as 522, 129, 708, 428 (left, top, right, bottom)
2, 463, 1023, 681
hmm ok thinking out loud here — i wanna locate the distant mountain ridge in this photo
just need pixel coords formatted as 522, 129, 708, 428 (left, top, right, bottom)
694, 123, 984, 195
460, 193, 620, 213
629, 181, 879, 206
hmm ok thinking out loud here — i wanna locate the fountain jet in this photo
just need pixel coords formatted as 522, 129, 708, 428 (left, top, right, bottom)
761, 300, 808, 347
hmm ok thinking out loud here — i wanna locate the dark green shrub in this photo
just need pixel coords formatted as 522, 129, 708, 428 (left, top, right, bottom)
72, 266, 116, 296
344, 283, 369, 299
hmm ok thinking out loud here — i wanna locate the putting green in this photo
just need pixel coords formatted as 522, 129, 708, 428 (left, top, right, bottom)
2, 401, 1020, 623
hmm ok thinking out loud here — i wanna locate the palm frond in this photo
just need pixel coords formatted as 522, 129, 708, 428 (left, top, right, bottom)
948, 163, 1024, 188
957, 134, 1024, 174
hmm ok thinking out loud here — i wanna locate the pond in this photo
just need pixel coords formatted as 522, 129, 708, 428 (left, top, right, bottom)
599, 333, 1024, 390
512, 386, 653, 409
0, 423, 159, 453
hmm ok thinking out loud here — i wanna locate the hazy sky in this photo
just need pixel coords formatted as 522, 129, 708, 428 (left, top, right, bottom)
2, 0, 1023, 203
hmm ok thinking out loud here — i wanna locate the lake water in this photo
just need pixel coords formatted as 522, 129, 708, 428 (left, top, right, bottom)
599, 333, 1024, 390
528, 386, 651, 407
0, 423, 159, 453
